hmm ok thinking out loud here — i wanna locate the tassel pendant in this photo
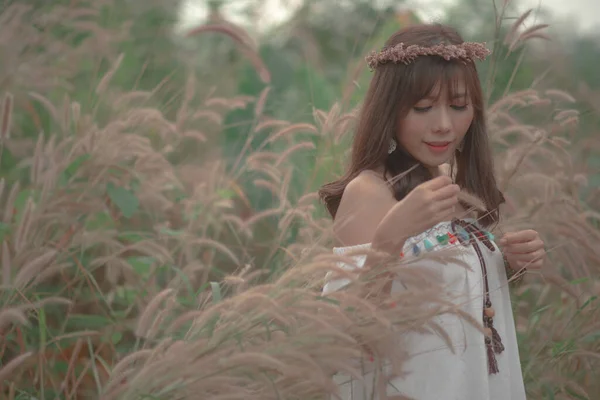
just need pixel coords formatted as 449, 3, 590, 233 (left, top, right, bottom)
487, 341, 500, 374
452, 218, 504, 376
484, 307, 495, 317
491, 326, 505, 353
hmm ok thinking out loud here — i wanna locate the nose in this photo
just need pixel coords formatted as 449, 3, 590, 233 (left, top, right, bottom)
433, 108, 452, 134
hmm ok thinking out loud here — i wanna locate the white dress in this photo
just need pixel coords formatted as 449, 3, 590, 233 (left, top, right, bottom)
322, 219, 526, 400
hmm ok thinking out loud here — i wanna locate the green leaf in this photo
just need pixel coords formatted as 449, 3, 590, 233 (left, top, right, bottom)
217, 188, 235, 199
210, 281, 222, 304
52, 360, 70, 376
118, 232, 150, 242
111, 332, 123, 345
85, 211, 115, 230
14, 189, 35, 223
65, 154, 91, 178
203, 312, 221, 338
173, 188, 187, 203
532, 305, 551, 315
575, 295, 598, 317
551, 339, 576, 358
579, 295, 598, 311
111, 310, 129, 320
565, 386, 589, 400
58, 154, 91, 186
542, 383, 556, 400
0, 222, 11, 242
115, 286, 140, 304
315, 295, 340, 306
582, 331, 600, 344
159, 227, 183, 236
127, 256, 154, 275
38, 303, 47, 349
130, 177, 141, 192
106, 182, 139, 218
67, 314, 113, 330
570, 277, 589, 285
168, 265, 194, 301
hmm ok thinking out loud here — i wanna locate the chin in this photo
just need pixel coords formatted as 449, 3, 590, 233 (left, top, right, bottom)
419, 156, 452, 169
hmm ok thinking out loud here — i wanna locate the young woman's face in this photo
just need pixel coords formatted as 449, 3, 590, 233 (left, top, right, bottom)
396, 80, 474, 168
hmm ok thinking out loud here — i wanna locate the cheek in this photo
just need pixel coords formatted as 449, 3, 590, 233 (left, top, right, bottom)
454, 111, 474, 137
397, 115, 426, 145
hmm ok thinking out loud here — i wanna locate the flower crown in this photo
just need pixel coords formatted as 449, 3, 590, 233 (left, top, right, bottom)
365, 41, 491, 70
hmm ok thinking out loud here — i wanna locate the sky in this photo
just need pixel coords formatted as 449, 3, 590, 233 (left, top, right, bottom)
178, 0, 600, 34
519, 0, 600, 32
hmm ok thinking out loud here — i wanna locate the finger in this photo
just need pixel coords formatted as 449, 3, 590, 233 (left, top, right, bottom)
516, 257, 543, 270
506, 249, 545, 263
503, 239, 544, 254
528, 259, 544, 270
518, 260, 532, 270
435, 195, 459, 213
506, 253, 536, 264
424, 175, 453, 190
433, 183, 460, 200
500, 230, 538, 245
505, 257, 528, 271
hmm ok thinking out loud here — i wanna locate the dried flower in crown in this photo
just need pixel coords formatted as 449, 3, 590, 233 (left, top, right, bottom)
365, 42, 491, 70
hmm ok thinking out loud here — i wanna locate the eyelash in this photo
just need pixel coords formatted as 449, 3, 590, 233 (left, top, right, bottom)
413, 105, 469, 113
452, 105, 469, 111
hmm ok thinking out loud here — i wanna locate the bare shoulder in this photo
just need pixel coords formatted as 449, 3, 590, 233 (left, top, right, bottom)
344, 170, 395, 203
333, 170, 397, 247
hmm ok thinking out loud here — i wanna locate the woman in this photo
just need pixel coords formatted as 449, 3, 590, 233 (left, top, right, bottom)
318, 24, 546, 400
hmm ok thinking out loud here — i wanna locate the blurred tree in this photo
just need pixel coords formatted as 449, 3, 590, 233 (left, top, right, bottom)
265, 0, 395, 86
443, 0, 538, 103
106, 0, 186, 115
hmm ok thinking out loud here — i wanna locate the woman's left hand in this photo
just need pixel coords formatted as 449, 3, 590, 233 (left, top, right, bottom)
499, 230, 546, 271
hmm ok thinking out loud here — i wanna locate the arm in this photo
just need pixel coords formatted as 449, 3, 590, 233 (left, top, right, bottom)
325, 173, 459, 294
323, 172, 401, 296
335, 173, 459, 258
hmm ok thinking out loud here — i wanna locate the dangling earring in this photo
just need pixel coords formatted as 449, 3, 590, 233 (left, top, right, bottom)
388, 138, 397, 154
456, 140, 464, 153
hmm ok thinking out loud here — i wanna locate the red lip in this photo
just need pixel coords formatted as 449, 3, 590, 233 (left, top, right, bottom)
425, 142, 451, 153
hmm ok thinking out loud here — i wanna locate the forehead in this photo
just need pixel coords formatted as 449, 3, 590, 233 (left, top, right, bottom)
425, 80, 468, 100
408, 60, 473, 101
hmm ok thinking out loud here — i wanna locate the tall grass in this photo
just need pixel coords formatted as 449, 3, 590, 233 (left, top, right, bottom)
0, 1, 599, 399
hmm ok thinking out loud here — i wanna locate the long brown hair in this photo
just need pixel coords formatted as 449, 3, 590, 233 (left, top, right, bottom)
319, 24, 504, 227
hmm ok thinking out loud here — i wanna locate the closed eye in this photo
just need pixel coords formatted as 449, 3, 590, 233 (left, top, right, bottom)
413, 106, 432, 113
451, 104, 469, 111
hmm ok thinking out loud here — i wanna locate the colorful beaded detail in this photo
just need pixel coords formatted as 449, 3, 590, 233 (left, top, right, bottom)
401, 224, 496, 257
412, 244, 421, 256
398, 222, 526, 285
